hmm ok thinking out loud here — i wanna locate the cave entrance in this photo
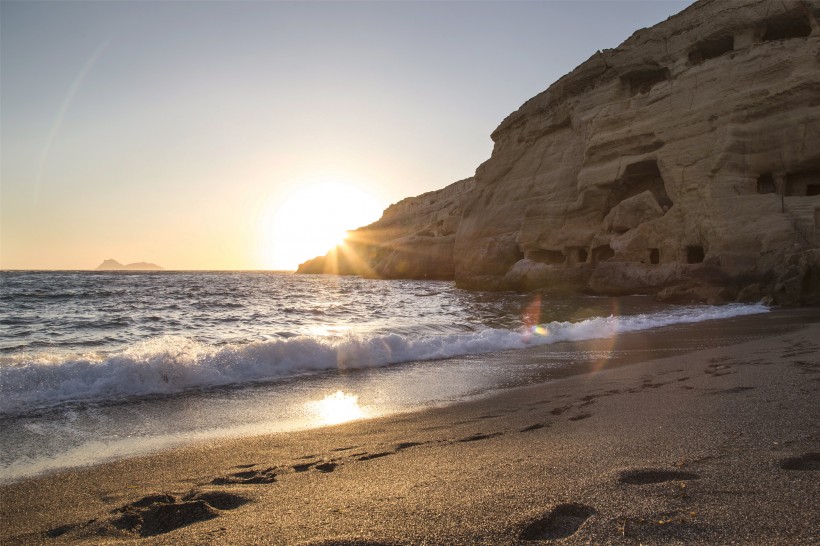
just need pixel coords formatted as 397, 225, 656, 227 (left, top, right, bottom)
757, 173, 776, 194
528, 250, 565, 265
785, 170, 820, 196
761, 11, 812, 42
688, 35, 734, 65
591, 245, 615, 265
608, 159, 673, 213
567, 247, 589, 265
686, 246, 705, 264
621, 67, 670, 95
649, 248, 660, 265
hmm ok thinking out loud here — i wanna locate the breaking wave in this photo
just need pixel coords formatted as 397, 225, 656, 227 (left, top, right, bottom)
0, 304, 768, 414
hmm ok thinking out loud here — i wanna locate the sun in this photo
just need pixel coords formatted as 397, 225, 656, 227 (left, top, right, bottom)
260, 180, 383, 270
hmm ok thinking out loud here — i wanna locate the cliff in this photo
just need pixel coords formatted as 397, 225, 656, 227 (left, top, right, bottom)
297, 177, 475, 279
299, 0, 820, 305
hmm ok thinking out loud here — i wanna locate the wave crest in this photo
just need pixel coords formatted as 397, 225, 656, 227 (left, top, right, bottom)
0, 304, 767, 414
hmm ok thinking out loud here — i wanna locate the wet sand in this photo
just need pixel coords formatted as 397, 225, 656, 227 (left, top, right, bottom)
2, 309, 819, 545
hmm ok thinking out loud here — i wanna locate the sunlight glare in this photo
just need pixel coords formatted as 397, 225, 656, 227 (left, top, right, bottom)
261, 180, 382, 270
308, 390, 368, 425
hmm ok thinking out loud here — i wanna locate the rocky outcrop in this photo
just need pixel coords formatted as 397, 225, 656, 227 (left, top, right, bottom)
299, 0, 820, 305
95, 259, 163, 271
297, 177, 476, 279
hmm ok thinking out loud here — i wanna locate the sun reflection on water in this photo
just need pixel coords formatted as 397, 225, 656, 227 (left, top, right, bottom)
307, 390, 368, 425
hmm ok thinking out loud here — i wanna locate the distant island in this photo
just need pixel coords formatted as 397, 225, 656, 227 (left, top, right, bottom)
95, 259, 163, 271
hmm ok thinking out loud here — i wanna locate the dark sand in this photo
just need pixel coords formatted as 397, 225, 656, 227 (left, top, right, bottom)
2, 309, 819, 545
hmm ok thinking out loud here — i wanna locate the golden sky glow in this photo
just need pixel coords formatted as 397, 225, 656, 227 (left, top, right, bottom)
0, 1, 692, 270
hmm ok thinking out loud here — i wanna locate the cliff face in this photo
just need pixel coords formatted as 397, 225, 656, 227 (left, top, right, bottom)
297, 177, 476, 279
299, 0, 820, 304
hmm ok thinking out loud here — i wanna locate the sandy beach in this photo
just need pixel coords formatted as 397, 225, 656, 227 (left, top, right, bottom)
2, 310, 818, 545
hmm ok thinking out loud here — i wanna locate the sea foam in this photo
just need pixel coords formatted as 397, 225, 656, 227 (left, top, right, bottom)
0, 304, 768, 414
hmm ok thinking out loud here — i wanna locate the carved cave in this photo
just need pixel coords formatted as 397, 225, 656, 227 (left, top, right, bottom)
686, 245, 705, 264
608, 159, 673, 213
688, 35, 734, 65
761, 11, 812, 42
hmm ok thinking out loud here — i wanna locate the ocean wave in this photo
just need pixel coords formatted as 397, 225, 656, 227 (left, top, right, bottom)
0, 304, 768, 414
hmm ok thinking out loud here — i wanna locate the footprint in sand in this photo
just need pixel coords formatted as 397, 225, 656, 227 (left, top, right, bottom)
111, 492, 247, 536
519, 503, 596, 541
395, 441, 423, 450
293, 460, 337, 473
520, 423, 548, 432
49, 491, 249, 538
780, 453, 820, 471
356, 451, 393, 461
212, 467, 277, 484
617, 469, 699, 485
456, 432, 502, 443
300, 538, 394, 546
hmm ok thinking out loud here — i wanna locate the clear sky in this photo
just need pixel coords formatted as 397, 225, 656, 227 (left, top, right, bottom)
1, 0, 692, 270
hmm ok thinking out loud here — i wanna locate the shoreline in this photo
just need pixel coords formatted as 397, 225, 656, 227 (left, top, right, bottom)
1, 309, 819, 544
0, 305, 805, 484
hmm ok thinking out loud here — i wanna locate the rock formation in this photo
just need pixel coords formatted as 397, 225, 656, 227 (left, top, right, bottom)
95, 259, 163, 271
297, 177, 475, 280
299, 0, 820, 305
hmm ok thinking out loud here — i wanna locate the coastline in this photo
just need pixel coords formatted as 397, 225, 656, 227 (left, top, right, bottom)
2, 309, 818, 544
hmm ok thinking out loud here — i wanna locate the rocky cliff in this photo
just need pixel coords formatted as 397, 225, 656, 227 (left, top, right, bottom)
298, 177, 475, 279
299, 0, 820, 305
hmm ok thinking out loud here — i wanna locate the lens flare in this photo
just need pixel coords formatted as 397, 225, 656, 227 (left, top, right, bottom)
531, 324, 549, 336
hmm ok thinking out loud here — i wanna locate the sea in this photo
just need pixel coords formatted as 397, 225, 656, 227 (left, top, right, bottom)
0, 270, 772, 483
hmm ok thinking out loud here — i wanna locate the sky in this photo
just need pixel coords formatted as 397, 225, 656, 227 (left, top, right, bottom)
1, 0, 693, 270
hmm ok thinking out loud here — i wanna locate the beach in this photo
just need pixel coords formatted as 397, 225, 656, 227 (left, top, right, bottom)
1, 309, 818, 545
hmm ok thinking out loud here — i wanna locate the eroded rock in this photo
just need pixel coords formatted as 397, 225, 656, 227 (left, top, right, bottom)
299, 0, 820, 304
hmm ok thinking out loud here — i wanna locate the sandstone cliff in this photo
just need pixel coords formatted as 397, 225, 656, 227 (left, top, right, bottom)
297, 177, 475, 279
299, 0, 820, 305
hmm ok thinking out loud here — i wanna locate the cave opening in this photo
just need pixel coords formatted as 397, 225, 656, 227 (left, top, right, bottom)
608, 159, 673, 213
688, 35, 734, 65
591, 245, 615, 265
528, 249, 566, 265
686, 246, 705, 264
567, 247, 589, 265
649, 248, 660, 265
621, 67, 670, 95
757, 173, 776, 194
785, 170, 820, 196
761, 12, 812, 41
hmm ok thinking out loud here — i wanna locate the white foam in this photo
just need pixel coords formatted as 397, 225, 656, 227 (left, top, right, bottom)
0, 304, 768, 414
